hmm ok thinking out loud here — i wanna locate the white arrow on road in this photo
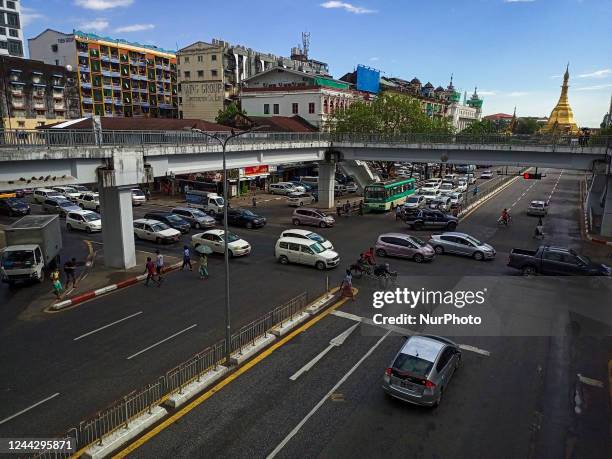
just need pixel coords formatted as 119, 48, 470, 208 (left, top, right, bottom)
289, 323, 359, 381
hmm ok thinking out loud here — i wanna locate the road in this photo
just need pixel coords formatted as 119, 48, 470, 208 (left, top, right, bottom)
0, 169, 610, 459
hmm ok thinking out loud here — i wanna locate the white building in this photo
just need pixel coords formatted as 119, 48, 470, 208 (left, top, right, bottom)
240, 67, 366, 128
0, 0, 25, 57
447, 88, 483, 131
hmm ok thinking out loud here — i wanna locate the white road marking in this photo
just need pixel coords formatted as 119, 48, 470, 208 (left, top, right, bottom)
331, 310, 490, 357
268, 331, 392, 458
0, 392, 60, 426
289, 323, 359, 381
74, 311, 143, 341
577, 373, 604, 388
126, 324, 197, 360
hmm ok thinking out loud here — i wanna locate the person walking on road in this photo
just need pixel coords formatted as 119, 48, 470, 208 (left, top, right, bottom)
344, 200, 351, 217
155, 249, 164, 286
144, 257, 157, 286
51, 267, 63, 299
340, 269, 355, 301
198, 254, 209, 280
63, 257, 78, 289
182, 245, 193, 271
395, 205, 403, 221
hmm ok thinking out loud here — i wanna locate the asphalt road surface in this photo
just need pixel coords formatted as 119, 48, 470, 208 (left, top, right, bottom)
1, 170, 610, 459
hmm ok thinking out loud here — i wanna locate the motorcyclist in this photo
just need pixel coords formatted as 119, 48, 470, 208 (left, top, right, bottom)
362, 247, 376, 266
500, 208, 510, 225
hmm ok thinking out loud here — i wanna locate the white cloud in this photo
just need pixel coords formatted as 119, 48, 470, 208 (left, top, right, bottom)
369, 57, 379, 62
550, 75, 561, 79
74, 0, 133, 10
478, 90, 497, 96
114, 24, 155, 33
508, 91, 529, 97
577, 69, 611, 79
320, 1, 376, 14
21, 7, 45, 26
575, 83, 612, 91
79, 18, 109, 31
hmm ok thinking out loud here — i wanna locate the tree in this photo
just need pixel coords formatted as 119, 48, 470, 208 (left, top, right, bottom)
460, 119, 498, 135
515, 118, 539, 135
216, 102, 245, 126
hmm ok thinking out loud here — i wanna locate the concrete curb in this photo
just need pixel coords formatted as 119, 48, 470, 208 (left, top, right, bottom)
51, 262, 183, 310
580, 180, 612, 247
163, 366, 230, 410
458, 174, 522, 220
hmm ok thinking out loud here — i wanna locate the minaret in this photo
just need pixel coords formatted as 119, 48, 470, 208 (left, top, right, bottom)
541, 63, 579, 134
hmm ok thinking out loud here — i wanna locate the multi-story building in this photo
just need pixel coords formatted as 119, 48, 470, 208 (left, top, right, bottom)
0, 0, 24, 57
0, 55, 80, 129
447, 88, 483, 131
178, 35, 329, 121
28, 29, 178, 118
239, 67, 366, 128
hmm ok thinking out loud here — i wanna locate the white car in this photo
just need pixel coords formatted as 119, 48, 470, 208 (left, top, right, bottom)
275, 236, 340, 270
133, 218, 181, 244
455, 181, 468, 193
404, 195, 426, 209
438, 182, 456, 194
131, 188, 146, 206
52, 186, 81, 201
280, 229, 334, 250
66, 210, 101, 233
345, 182, 359, 193
480, 170, 493, 180
33, 188, 63, 204
461, 174, 477, 185
77, 192, 100, 212
191, 229, 251, 257
448, 192, 464, 207
287, 192, 315, 207
421, 190, 441, 203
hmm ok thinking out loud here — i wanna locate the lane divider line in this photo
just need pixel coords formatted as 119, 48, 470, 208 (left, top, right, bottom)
0, 392, 60, 426
73, 311, 144, 341
126, 324, 198, 360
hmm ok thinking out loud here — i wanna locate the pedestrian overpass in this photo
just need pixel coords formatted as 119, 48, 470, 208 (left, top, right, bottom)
1, 129, 610, 268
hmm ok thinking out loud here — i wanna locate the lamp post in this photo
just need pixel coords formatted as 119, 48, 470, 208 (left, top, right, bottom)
191, 126, 260, 365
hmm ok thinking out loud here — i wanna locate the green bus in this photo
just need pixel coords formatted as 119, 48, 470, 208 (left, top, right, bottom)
364, 178, 417, 212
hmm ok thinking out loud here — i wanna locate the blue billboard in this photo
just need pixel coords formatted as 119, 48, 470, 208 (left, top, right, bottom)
356, 65, 380, 94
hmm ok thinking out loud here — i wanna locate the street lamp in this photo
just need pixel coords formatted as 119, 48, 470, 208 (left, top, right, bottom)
191, 126, 262, 365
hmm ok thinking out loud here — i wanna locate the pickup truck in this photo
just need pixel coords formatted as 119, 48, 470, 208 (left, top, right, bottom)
508, 246, 611, 276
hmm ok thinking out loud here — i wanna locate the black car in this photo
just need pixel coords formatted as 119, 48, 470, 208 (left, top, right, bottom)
404, 209, 458, 231
217, 208, 267, 229
0, 198, 31, 216
143, 212, 191, 234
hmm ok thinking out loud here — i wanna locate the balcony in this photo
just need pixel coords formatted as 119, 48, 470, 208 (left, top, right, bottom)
114, 99, 123, 106
33, 90, 46, 98
33, 102, 46, 110
80, 82, 92, 90
104, 97, 114, 104
53, 91, 64, 99
11, 100, 24, 108
78, 51, 89, 58
82, 97, 93, 105
79, 66, 91, 73
10, 87, 23, 96
54, 102, 65, 110
102, 70, 112, 77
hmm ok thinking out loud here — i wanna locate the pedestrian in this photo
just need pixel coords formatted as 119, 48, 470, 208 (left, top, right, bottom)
359, 200, 364, 216
181, 245, 193, 271
336, 203, 341, 217
155, 249, 164, 286
63, 257, 78, 289
340, 269, 355, 301
252, 196, 257, 207
344, 200, 351, 217
473, 186, 479, 196
51, 267, 63, 299
198, 254, 209, 279
395, 205, 403, 221
144, 256, 157, 286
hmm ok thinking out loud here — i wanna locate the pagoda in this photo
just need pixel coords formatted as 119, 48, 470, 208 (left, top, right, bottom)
541, 64, 579, 134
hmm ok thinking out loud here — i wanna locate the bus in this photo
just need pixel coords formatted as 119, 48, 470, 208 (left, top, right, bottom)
363, 178, 416, 212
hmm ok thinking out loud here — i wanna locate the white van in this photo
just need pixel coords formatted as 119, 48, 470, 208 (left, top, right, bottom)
66, 210, 102, 233
33, 188, 63, 204
275, 236, 340, 270
269, 183, 294, 195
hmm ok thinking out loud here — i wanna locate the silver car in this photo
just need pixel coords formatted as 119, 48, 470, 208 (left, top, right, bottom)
404, 194, 426, 209
172, 207, 216, 229
527, 200, 548, 216
428, 232, 496, 261
383, 335, 461, 407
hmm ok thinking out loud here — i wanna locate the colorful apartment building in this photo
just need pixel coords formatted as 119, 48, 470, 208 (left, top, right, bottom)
28, 29, 178, 118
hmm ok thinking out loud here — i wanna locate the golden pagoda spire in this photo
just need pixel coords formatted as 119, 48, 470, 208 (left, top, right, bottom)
541, 63, 579, 134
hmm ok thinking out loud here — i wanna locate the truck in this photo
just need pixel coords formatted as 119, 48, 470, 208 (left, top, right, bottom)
185, 190, 225, 215
0, 215, 62, 285
507, 245, 611, 277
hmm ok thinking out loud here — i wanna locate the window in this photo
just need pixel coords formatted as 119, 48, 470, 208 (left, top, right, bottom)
17, 121, 25, 127
184, 56, 189, 63
211, 54, 217, 61
0, 41, 6, 50
55, 59, 59, 65
197, 70, 204, 78
9, 28, 17, 37
292, 103, 298, 114
51, 44, 58, 52
6, 12, 19, 27
309, 102, 315, 114
273, 103, 279, 115
197, 55, 203, 62
288, 243, 300, 252
264, 104, 270, 115
184, 71, 190, 79
301, 246, 314, 255
211, 69, 218, 77
7, 39, 22, 56
279, 241, 288, 249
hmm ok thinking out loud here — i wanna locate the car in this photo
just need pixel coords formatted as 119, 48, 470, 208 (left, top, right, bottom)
131, 188, 147, 206
71, 185, 90, 193
0, 198, 30, 216
143, 212, 191, 233
462, 174, 477, 185
428, 232, 496, 260
66, 210, 101, 233
480, 170, 493, 179
447, 192, 464, 209
42, 197, 81, 217
292, 208, 335, 228
334, 184, 348, 196
133, 218, 181, 244
270, 183, 297, 195
443, 174, 458, 182
383, 335, 461, 407
287, 181, 312, 192
429, 196, 452, 212
508, 246, 611, 276
438, 182, 455, 194
218, 208, 266, 229
33, 188, 63, 204
375, 233, 435, 263
275, 236, 340, 270
404, 195, 426, 209
76, 192, 100, 212
345, 182, 359, 193
455, 181, 468, 193
405, 209, 458, 231
52, 186, 81, 201
280, 229, 334, 250
191, 229, 251, 257
287, 192, 315, 207
420, 181, 440, 193
421, 189, 441, 204
171, 207, 216, 229
527, 200, 548, 216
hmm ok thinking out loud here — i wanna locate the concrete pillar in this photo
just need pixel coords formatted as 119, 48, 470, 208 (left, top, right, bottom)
99, 186, 136, 269
317, 160, 336, 209
600, 175, 612, 237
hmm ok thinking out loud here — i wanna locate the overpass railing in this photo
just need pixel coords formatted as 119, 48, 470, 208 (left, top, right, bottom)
0, 128, 610, 149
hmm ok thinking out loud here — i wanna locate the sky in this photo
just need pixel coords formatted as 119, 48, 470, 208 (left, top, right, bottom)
21, 0, 612, 127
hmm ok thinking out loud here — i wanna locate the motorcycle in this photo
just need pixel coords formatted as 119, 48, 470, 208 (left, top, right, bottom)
497, 215, 512, 226
349, 261, 373, 279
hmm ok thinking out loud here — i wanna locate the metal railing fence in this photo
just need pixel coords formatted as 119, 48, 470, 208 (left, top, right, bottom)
2, 128, 609, 150
31, 291, 310, 457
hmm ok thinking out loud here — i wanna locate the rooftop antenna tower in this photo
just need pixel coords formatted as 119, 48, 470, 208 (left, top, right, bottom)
302, 32, 310, 59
